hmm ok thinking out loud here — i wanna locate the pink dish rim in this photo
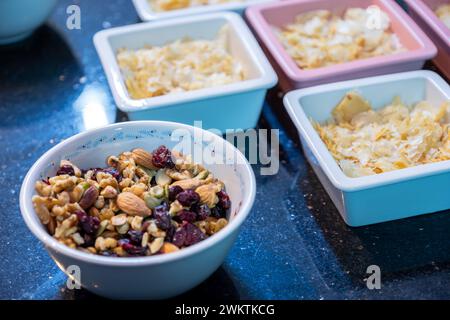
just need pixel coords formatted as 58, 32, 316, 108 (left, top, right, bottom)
404, 0, 450, 48
245, 0, 438, 83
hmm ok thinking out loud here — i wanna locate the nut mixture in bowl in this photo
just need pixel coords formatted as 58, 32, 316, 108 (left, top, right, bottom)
314, 92, 450, 177
275, 7, 405, 70
116, 25, 245, 99
150, 0, 244, 12
32, 146, 230, 257
436, 4, 450, 29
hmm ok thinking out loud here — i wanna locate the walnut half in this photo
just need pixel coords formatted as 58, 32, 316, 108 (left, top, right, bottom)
195, 183, 222, 208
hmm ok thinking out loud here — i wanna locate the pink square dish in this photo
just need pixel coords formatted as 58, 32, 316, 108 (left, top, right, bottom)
245, 0, 437, 91
404, 0, 450, 80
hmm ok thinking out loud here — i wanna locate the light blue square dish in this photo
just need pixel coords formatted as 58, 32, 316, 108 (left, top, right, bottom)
284, 71, 450, 227
94, 12, 277, 132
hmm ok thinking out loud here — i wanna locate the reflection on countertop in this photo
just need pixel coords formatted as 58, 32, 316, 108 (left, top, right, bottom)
2, 0, 450, 300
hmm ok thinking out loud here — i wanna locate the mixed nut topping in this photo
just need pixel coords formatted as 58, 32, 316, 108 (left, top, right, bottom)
32, 146, 230, 257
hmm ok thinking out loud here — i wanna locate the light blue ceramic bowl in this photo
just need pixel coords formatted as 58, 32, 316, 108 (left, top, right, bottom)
284, 71, 450, 227
0, 0, 57, 44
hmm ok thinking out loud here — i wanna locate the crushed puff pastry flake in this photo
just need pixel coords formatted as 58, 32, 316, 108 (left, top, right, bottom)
116, 25, 245, 100
314, 92, 450, 177
436, 4, 450, 29
275, 7, 405, 70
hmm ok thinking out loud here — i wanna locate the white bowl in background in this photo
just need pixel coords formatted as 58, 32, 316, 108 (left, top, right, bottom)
93, 12, 277, 132
132, 0, 276, 21
284, 70, 450, 227
20, 121, 256, 299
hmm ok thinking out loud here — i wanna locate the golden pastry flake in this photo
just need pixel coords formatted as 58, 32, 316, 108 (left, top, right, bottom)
314, 93, 450, 177
275, 7, 405, 70
116, 25, 245, 100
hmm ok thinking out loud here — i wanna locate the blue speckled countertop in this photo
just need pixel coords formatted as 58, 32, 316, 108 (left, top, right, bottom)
2, 0, 450, 300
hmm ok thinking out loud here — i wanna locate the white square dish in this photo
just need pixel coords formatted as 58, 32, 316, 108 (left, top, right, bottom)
284, 70, 450, 226
132, 0, 276, 21
93, 12, 277, 132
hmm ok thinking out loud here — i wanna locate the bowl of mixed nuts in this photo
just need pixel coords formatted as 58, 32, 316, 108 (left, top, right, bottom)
20, 121, 256, 299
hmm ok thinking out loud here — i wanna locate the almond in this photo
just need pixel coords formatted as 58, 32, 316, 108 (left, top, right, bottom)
132, 148, 158, 169
79, 186, 99, 210
116, 192, 152, 217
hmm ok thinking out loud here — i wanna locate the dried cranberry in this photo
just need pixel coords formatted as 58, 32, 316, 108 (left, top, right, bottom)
85, 217, 100, 235
42, 178, 50, 185
165, 224, 176, 243
75, 210, 100, 235
184, 223, 206, 246
211, 206, 226, 219
217, 190, 231, 210
172, 226, 187, 247
152, 145, 175, 168
175, 210, 197, 223
154, 203, 171, 230
56, 165, 75, 176
168, 185, 184, 202
121, 242, 147, 256
194, 204, 211, 221
172, 222, 206, 247
176, 190, 200, 207
127, 230, 143, 245
82, 234, 95, 247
